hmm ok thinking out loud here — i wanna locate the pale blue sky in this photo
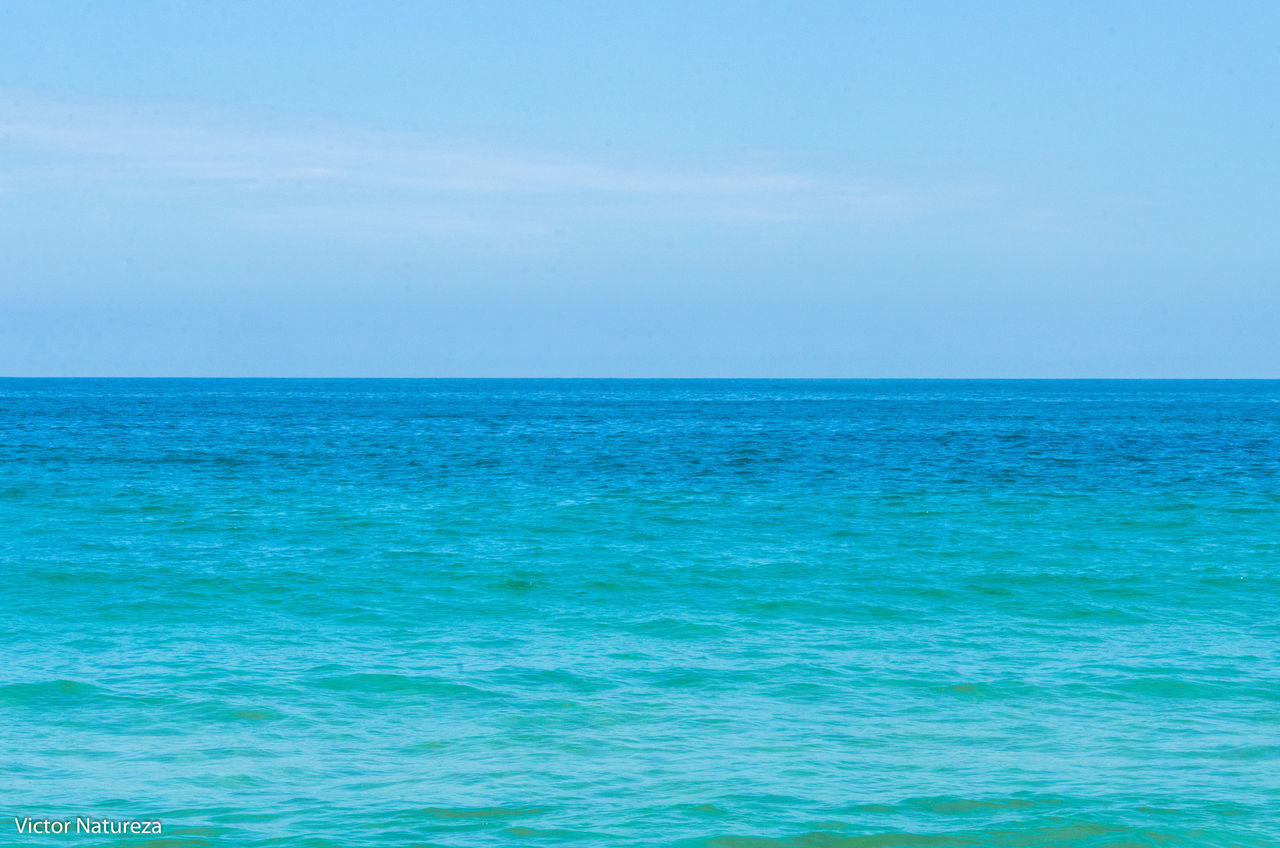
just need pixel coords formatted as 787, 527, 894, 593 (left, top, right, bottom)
1, 1, 1276, 376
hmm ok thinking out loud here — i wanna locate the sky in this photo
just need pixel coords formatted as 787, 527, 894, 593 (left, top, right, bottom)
1, 1, 1277, 377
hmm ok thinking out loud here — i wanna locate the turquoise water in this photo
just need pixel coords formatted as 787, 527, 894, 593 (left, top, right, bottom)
2, 379, 1278, 847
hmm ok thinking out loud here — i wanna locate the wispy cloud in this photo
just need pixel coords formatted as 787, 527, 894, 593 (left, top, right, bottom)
0, 91, 916, 239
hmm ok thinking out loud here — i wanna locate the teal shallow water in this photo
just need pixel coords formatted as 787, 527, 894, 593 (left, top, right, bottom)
1, 380, 1278, 846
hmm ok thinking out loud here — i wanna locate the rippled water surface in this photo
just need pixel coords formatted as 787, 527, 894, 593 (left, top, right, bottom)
2, 379, 1278, 847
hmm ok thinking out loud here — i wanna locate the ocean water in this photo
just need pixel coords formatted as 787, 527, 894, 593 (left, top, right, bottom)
2, 379, 1278, 848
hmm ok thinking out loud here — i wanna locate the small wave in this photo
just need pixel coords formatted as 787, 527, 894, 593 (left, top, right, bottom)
687, 823, 1268, 847
1116, 677, 1240, 699
618, 618, 731, 639
932, 681, 1043, 699
835, 795, 1067, 819
907, 796, 1060, 815
310, 673, 503, 700
503, 825, 617, 839
415, 806, 541, 820
0, 679, 101, 705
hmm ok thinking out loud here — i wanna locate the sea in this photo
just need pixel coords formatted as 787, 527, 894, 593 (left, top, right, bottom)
1, 379, 1277, 847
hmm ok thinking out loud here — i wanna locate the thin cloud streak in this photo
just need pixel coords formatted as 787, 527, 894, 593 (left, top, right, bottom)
0, 92, 916, 233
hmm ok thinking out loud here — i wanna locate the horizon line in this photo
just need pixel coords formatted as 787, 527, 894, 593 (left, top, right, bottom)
3, 376, 1279, 382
